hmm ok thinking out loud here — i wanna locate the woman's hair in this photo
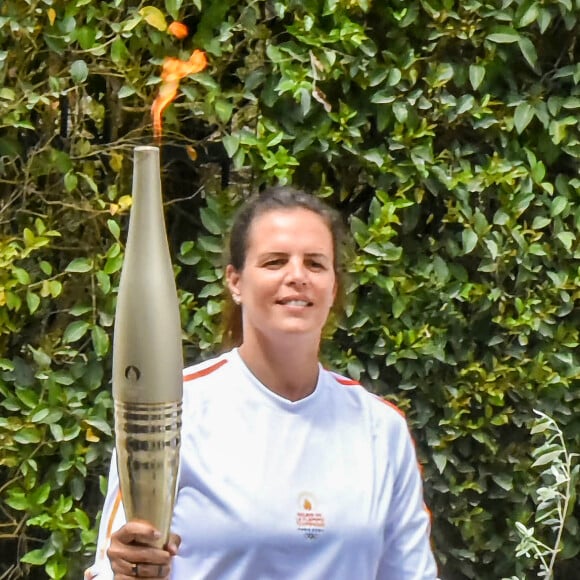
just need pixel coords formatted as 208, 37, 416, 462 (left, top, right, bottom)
221, 185, 350, 348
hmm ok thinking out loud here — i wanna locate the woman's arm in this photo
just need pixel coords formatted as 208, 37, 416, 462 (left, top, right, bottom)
377, 428, 439, 579
85, 452, 125, 578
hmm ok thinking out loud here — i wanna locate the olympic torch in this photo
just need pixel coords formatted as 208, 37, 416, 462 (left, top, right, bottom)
112, 146, 183, 547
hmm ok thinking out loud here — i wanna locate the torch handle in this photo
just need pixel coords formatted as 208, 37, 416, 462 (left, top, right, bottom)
114, 400, 182, 546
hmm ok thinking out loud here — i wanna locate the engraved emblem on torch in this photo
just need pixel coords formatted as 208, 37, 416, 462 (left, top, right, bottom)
124, 365, 141, 381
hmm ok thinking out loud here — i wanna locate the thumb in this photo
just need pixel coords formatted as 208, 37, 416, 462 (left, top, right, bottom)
166, 533, 182, 556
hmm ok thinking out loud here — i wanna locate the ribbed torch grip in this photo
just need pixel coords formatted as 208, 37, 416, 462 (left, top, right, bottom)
114, 400, 182, 547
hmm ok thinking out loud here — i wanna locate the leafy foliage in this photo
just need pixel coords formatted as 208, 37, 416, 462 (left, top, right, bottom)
503, 411, 579, 580
1, 0, 579, 578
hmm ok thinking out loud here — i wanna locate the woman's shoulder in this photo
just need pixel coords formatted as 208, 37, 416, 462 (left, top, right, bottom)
182, 349, 234, 385
322, 367, 408, 425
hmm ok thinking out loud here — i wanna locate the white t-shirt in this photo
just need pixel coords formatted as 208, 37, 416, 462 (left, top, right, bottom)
86, 349, 438, 579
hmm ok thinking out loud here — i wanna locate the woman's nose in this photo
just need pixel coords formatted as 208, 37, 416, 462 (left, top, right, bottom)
287, 260, 307, 285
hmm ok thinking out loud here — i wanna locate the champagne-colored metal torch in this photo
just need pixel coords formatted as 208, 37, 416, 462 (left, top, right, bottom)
112, 146, 183, 547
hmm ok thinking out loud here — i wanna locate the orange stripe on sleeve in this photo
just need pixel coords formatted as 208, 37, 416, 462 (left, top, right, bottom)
332, 372, 407, 418
334, 376, 360, 386
183, 358, 228, 382
377, 397, 407, 419
106, 490, 122, 541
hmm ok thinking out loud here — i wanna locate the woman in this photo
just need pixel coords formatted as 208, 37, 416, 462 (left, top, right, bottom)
87, 186, 438, 579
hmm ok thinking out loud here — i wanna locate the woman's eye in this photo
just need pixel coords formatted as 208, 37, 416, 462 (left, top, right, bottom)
264, 259, 284, 268
308, 261, 325, 270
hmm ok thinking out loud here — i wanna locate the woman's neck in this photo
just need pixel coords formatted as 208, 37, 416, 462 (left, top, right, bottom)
237, 337, 320, 402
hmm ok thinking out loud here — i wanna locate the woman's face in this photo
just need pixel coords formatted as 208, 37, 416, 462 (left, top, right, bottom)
226, 207, 337, 345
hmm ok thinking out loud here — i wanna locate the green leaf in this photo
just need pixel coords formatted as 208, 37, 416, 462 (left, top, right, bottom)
530, 420, 551, 435
91, 325, 110, 358
433, 453, 447, 473
222, 134, 240, 158
36, 408, 62, 423
26, 291, 40, 315
200, 207, 223, 235
0, 87, 15, 100
5, 491, 28, 510
65, 258, 93, 273
469, 65, 485, 90
46, 558, 67, 580
528, 243, 546, 256
371, 90, 395, 104
514, 102, 534, 134
139, 6, 168, 31
531, 216, 551, 229
13, 428, 42, 444
518, 37, 538, 70
531, 161, 545, 183
20, 548, 50, 565
165, 0, 184, 19
50, 423, 64, 442
107, 219, 121, 240
487, 27, 520, 44
96, 270, 111, 294
551, 196, 568, 217
48, 280, 63, 298
532, 450, 562, 467
431, 63, 454, 86
64, 171, 78, 192
556, 232, 575, 251
76, 26, 97, 50
214, 98, 233, 123
70, 60, 89, 84
84, 418, 113, 436
104, 254, 123, 274
393, 101, 408, 123
492, 473, 513, 491
462, 229, 478, 254
111, 37, 130, 66
63, 321, 90, 344
387, 68, 402, 86
363, 150, 385, 167
30, 408, 50, 423
39, 261, 52, 276
29, 346, 51, 368
519, 3, 539, 27
117, 85, 136, 99
12, 266, 30, 285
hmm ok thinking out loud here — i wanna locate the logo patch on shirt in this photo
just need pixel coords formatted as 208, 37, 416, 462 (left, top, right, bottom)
296, 493, 325, 540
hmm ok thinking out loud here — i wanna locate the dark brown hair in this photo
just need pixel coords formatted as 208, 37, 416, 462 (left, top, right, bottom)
221, 186, 350, 348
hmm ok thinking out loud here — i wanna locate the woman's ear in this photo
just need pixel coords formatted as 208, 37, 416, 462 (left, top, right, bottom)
226, 264, 241, 303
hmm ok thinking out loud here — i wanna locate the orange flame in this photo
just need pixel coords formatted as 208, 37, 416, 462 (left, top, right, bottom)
151, 49, 207, 142
167, 21, 188, 40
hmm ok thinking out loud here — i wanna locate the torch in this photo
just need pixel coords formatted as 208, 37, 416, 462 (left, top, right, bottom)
111, 34, 206, 546
112, 145, 183, 547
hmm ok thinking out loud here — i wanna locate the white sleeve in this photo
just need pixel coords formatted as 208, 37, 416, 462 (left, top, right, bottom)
377, 427, 439, 579
84, 451, 126, 579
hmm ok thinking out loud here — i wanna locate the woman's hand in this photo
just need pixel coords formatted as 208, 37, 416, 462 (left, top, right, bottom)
107, 520, 181, 579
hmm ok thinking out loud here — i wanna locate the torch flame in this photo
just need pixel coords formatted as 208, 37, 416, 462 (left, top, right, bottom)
167, 21, 188, 40
151, 49, 208, 142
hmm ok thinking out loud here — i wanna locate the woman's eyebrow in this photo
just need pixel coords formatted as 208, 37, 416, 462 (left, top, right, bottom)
305, 252, 331, 261
256, 251, 331, 260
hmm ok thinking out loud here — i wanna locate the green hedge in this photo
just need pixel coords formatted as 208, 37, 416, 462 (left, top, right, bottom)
1, 0, 579, 578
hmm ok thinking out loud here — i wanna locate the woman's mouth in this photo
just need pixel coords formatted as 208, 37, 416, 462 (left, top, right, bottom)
277, 298, 312, 307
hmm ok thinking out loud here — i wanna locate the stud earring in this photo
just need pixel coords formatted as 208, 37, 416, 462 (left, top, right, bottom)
232, 294, 241, 305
